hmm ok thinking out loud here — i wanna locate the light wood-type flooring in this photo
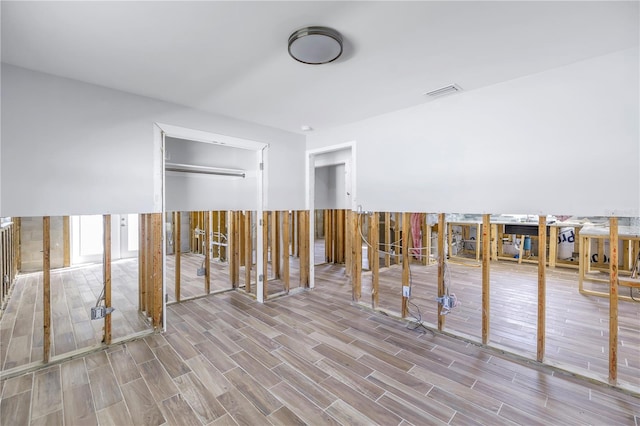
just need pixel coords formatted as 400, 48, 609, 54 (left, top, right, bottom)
0, 260, 151, 372
164, 253, 303, 302
2, 263, 640, 425
361, 257, 640, 391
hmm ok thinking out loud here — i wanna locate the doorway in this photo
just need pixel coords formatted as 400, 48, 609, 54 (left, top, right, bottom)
306, 142, 355, 288
71, 214, 139, 265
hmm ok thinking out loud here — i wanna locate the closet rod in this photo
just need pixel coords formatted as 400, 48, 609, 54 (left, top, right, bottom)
165, 162, 246, 178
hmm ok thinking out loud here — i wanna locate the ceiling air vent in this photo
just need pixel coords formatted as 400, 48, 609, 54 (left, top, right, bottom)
424, 84, 462, 98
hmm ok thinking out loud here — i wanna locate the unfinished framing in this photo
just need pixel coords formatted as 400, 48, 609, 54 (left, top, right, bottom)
344, 210, 637, 390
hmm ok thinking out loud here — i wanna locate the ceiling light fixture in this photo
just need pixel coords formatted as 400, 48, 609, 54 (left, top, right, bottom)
288, 26, 343, 65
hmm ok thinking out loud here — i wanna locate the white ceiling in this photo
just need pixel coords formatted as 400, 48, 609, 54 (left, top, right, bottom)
2, 1, 638, 134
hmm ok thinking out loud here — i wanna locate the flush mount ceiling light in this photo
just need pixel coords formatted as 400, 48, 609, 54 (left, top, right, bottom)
288, 26, 343, 65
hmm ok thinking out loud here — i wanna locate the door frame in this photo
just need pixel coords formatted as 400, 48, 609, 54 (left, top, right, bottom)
154, 123, 268, 329
306, 141, 356, 289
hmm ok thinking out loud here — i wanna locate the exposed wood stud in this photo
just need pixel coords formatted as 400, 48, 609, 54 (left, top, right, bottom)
384, 212, 391, 267
204, 211, 211, 294
367, 214, 374, 269
345, 210, 352, 277
103, 214, 112, 345
175, 212, 181, 302
437, 214, 445, 330
292, 211, 298, 257
548, 226, 558, 268
282, 211, 290, 293
371, 212, 380, 309
597, 237, 606, 269
324, 210, 330, 262
146, 214, 153, 317
537, 215, 546, 362
421, 217, 429, 265
152, 213, 163, 329
263, 211, 269, 299
63, 216, 71, 267
239, 211, 245, 267
482, 214, 491, 344
490, 224, 498, 260
609, 217, 619, 383
271, 211, 280, 279
579, 233, 589, 293
228, 211, 235, 287
351, 212, 362, 300
475, 224, 482, 262
233, 211, 241, 286
14, 217, 21, 273
244, 211, 252, 293
139, 215, 146, 312
337, 209, 345, 263
299, 211, 310, 288
402, 212, 410, 318
43, 216, 51, 363
395, 213, 402, 265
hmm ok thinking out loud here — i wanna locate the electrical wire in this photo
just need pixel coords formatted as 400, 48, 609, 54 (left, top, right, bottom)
354, 212, 457, 332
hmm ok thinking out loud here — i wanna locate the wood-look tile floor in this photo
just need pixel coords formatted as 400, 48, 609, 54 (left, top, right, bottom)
2, 263, 639, 425
0, 260, 151, 372
361, 257, 640, 390
165, 253, 303, 303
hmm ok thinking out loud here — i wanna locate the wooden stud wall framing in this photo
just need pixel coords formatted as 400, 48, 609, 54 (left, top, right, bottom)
401, 213, 410, 318
490, 224, 498, 261
43, 216, 51, 363
146, 214, 153, 318
244, 211, 252, 293
103, 215, 112, 345
351, 212, 362, 300
138, 213, 163, 330
1, 222, 18, 307
291, 212, 298, 258
263, 211, 269, 299
299, 211, 310, 288
345, 210, 352, 277
205, 211, 211, 294
152, 213, 163, 329
608, 217, 618, 383
232, 211, 241, 286
228, 211, 236, 288
371, 212, 380, 309
139, 215, 146, 313
239, 211, 246, 268
437, 213, 445, 331
384, 212, 391, 267
174, 212, 181, 302
320, 209, 347, 265
537, 215, 546, 362
271, 211, 280, 279
324, 210, 332, 263
14, 217, 21, 275
481, 214, 490, 344
63, 216, 71, 268
548, 226, 558, 268
282, 211, 290, 292
337, 210, 345, 263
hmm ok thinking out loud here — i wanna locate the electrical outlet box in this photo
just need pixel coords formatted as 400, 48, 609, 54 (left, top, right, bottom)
91, 306, 105, 320
91, 306, 114, 320
402, 286, 411, 298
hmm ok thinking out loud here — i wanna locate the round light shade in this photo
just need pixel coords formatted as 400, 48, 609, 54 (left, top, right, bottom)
288, 26, 343, 65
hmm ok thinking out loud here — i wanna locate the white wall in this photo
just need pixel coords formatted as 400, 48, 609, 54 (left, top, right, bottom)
1, 64, 306, 217
164, 137, 258, 211
315, 164, 348, 210
307, 48, 639, 217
